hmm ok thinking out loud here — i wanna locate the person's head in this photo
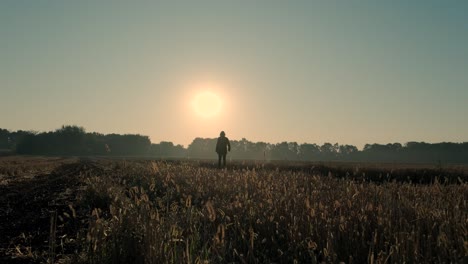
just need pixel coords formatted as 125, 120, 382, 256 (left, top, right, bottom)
220, 131, 225, 137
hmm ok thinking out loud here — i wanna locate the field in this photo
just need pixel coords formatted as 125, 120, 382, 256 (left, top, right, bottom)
0, 157, 467, 263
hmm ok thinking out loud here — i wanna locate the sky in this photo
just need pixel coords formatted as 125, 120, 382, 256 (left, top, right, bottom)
1, 1, 467, 148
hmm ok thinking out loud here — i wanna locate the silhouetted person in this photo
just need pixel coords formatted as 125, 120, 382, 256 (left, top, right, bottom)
216, 131, 231, 168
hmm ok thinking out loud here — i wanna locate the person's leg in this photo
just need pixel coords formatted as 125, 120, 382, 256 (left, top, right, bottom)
218, 154, 222, 168
222, 154, 226, 167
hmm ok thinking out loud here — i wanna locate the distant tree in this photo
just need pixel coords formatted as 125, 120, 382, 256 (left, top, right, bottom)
149, 141, 186, 158
299, 143, 320, 161
271, 142, 298, 160
55, 125, 87, 154
320, 143, 338, 160
5, 125, 468, 163
104, 134, 151, 156
338, 144, 358, 161
253, 141, 269, 160
159, 141, 174, 157
187, 138, 217, 159
0, 128, 10, 149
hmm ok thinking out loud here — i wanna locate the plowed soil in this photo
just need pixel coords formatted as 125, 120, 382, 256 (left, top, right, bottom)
0, 157, 101, 263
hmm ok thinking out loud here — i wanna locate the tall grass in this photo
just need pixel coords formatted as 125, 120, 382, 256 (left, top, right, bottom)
80, 161, 467, 263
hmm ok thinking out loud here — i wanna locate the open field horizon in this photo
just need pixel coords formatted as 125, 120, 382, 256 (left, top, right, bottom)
2, 2, 468, 263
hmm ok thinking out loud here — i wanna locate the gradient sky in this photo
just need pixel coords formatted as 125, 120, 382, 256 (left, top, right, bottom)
1, 1, 467, 148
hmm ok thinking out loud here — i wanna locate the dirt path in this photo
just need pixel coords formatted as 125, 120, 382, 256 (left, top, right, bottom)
0, 159, 102, 263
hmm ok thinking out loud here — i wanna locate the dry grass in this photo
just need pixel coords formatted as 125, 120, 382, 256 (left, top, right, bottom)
80, 161, 467, 263
0, 158, 466, 263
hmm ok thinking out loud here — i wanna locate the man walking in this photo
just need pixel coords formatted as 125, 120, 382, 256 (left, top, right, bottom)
216, 131, 231, 168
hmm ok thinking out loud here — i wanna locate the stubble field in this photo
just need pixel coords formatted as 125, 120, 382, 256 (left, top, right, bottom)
0, 157, 467, 263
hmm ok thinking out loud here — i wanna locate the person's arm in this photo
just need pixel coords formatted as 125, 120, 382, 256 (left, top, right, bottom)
227, 138, 231, 152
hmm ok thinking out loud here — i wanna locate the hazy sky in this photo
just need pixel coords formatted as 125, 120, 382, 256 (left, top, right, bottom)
1, 1, 467, 148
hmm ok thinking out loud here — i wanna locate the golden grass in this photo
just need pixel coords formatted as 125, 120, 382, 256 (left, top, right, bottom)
80, 161, 467, 263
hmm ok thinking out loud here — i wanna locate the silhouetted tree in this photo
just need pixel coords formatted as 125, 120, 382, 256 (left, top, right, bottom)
3, 126, 468, 163
272, 142, 299, 160
299, 143, 320, 161
187, 138, 217, 159
0, 128, 10, 149
149, 141, 187, 158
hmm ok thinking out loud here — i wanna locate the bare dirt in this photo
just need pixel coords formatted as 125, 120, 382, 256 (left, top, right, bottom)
0, 157, 97, 263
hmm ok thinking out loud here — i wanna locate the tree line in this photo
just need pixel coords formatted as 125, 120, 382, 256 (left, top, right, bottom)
1, 126, 467, 163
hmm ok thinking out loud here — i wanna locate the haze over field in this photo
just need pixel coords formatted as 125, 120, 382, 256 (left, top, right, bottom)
1, 1, 467, 148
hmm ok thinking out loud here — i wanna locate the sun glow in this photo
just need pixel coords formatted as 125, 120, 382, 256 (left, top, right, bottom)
192, 91, 223, 118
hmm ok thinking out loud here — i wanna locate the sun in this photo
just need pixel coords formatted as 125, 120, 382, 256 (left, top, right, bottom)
192, 91, 222, 118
